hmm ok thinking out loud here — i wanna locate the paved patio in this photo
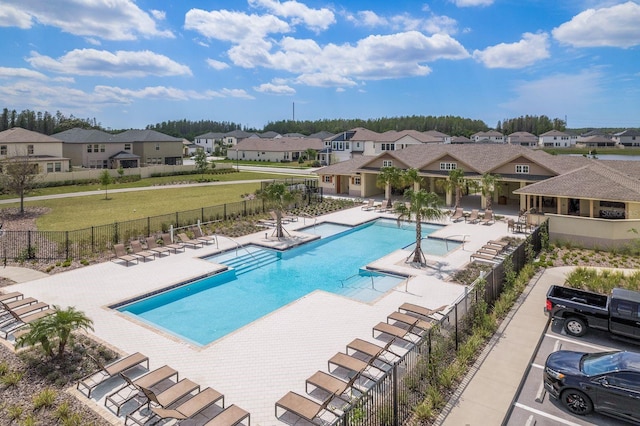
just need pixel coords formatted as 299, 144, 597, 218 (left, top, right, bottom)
3, 203, 524, 425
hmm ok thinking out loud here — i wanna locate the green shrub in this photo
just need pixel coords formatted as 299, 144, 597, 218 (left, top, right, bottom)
0, 371, 23, 387
414, 402, 433, 421
33, 388, 57, 410
6, 405, 23, 421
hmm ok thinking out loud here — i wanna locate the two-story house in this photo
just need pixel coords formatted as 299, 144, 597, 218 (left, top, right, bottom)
228, 137, 323, 162
0, 127, 69, 173
507, 131, 538, 147
613, 129, 640, 147
470, 131, 505, 143
193, 132, 225, 154
538, 130, 576, 147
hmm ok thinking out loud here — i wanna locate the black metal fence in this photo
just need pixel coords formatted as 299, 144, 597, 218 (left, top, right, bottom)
333, 222, 546, 426
0, 178, 321, 262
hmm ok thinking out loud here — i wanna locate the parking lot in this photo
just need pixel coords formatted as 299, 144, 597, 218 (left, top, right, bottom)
505, 317, 640, 425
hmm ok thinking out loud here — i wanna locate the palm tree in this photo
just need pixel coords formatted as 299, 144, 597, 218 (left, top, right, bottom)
303, 148, 317, 163
394, 189, 445, 265
479, 173, 501, 211
376, 166, 402, 208
438, 168, 466, 209
258, 182, 302, 238
16, 306, 94, 359
402, 168, 424, 191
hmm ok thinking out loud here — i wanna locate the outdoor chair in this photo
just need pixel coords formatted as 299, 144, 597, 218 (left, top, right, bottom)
130, 240, 156, 262
346, 338, 401, 365
77, 352, 149, 398
467, 209, 480, 224
305, 371, 362, 404
125, 378, 200, 425
0, 292, 23, 304
144, 237, 170, 257
481, 209, 495, 225
0, 306, 54, 339
275, 391, 339, 424
149, 387, 225, 422
487, 239, 509, 249
1, 297, 37, 312
191, 227, 216, 244
177, 233, 204, 249
327, 352, 385, 381
375, 199, 390, 212
203, 404, 250, 426
450, 207, 464, 222
105, 365, 179, 416
1, 301, 49, 326
161, 233, 186, 253
387, 311, 434, 333
112, 243, 139, 266
470, 251, 499, 264
361, 199, 375, 211
372, 321, 421, 344
397, 303, 448, 320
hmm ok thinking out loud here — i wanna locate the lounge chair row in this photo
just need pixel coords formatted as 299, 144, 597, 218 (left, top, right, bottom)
257, 210, 298, 227
113, 229, 218, 266
470, 239, 511, 264
450, 208, 495, 225
275, 303, 448, 424
77, 351, 250, 425
0, 291, 53, 339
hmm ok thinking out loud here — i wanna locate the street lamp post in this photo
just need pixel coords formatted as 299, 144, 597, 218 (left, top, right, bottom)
236, 149, 239, 171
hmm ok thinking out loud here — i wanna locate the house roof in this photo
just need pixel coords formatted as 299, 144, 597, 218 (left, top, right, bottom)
225, 130, 252, 138
578, 135, 615, 144
540, 130, 570, 137
379, 130, 441, 143
471, 130, 503, 138
110, 151, 140, 160
424, 130, 450, 138
116, 129, 182, 142
54, 128, 121, 143
229, 137, 324, 152
514, 160, 640, 202
451, 136, 471, 143
195, 132, 225, 139
614, 129, 640, 137
0, 127, 62, 143
316, 155, 376, 174
309, 131, 334, 140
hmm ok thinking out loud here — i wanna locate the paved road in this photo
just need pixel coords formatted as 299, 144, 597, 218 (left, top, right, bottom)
0, 166, 317, 205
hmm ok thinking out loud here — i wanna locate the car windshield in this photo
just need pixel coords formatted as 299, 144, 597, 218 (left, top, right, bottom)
581, 351, 627, 376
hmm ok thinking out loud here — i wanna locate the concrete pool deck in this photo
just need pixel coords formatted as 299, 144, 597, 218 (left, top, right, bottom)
3, 204, 524, 425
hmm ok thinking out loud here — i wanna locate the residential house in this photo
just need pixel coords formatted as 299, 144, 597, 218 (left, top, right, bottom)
613, 129, 640, 147
117, 130, 183, 166
470, 131, 505, 143
508, 131, 538, 147
451, 135, 472, 144
424, 130, 452, 144
222, 130, 254, 148
374, 130, 441, 155
193, 132, 225, 153
576, 135, 616, 148
538, 130, 576, 147
55, 128, 139, 169
0, 127, 69, 173
228, 137, 323, 163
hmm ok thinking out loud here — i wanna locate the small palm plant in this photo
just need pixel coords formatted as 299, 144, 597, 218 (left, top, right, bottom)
394, 189, 445, 265
257, 182, 302, 238
16, 306, 94, 359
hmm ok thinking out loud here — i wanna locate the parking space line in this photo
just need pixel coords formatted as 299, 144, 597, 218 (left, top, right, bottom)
514, 402, 584, 426
544, 334, 617, 352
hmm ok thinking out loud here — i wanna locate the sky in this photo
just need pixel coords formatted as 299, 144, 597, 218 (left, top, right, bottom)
0, 0, 639, 131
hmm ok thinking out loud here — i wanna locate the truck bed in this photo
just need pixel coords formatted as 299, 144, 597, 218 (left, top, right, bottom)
547, 286, 609, 310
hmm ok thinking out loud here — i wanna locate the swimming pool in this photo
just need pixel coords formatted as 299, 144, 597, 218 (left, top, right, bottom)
117, 219, 458, 346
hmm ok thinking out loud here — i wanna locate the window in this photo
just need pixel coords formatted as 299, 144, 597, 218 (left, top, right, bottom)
516, 164, 530, 174
353, 176, 361, 185
323, 176, 332, 183
55, 162, 61, 172
47, 163, 54, 173
383, 160, 393, 167
381, 143, 395, 151
124, 143, 131, 151
46, 162, 62, 172
87, 145, 92, 153
0, 145, 6, 155
440, 162, 457, 170
100, 144, 105, 152
27, 145, 34, 155
155, 143, 160, 151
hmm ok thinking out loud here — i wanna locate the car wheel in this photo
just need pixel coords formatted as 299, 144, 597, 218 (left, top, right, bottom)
560, 389, 593, 415
564, 317, 587, 337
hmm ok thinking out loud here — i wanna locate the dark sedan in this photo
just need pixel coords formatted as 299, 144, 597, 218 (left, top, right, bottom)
544, 350, 640, 423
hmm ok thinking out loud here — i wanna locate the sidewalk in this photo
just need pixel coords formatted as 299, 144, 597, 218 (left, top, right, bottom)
436, 266, 572, 426
0, 266, 49, 283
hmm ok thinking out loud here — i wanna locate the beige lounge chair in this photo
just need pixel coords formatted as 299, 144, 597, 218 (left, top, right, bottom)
203, 404, 250, 426
372, 322, 421, 344
398, 303, 448, 319
105, 365, 178, 415
346, 338, 401, 365
487, 239, 509, 249
376, 199, 390, 212
0, 292, 23, 303
481, 209, 495, 225
77, 352, 149, 398
177, 233, 204, 249
145, 236, 170, 257
275, 391, 338, 423
467, 209, 480, 224
161, 233, 186, 253
150, 387, 225, 422
1, 306, 53, 338
306, 371, 358, 401
112, 243, 139, 266
1, 297, 37, 312
126, 379, 200, 425
327, 352, 385, 381
130, 240, 156, 262
450, 207, 464, 222
387, 311, 433, 332
470, 251, 499, 264
361, 199, 375, 211
191, 227, 216, 244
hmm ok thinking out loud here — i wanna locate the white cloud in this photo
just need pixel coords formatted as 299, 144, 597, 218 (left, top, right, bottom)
473, 32, 550, 69
346, 10, 458, 35
228, 31, 469, 87
150, 10, 166, 21
248, 0, 335, 32
0, 66, 48, 80
2, 0, 174, 40
0, 4, 33, 28
220, 88, 255, 99
184, 9, 290, 43
450, 0, 494, 7
26, 49, 192, 78
254, 83, 296, 95
552, 1, 640, 48
206, 59, 230, 70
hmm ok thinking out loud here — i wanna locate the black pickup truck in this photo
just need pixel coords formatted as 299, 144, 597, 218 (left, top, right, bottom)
545, 285, 640, 340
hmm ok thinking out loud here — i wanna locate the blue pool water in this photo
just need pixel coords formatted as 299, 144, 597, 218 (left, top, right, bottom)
118, 219, 458, 346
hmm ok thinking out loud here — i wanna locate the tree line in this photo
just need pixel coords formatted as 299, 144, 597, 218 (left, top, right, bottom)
497, 115, 567, 135
0, 108, 101, 135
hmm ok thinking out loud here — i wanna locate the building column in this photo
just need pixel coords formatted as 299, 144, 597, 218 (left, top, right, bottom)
589, 199, 594, 218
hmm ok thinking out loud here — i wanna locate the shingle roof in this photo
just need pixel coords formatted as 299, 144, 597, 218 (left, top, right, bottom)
54, 128, 121, 143
229, 137, 324, 152
380, 130, 441, 143
195, 132, 225, 139
116, 129, 182, 142
0, 127, 62, 143
316, 155, 376, 174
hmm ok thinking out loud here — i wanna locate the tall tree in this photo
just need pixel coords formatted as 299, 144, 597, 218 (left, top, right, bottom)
438, 168, 466, 209
478, 173, 501, 211
303, 148, 317, 162
376, 166, 402, 207
1, 153, 39, 214
394, 189, 445, 265
258, 182, 302, 238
